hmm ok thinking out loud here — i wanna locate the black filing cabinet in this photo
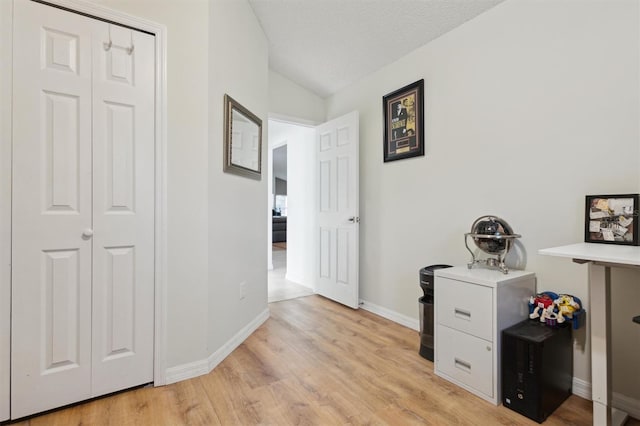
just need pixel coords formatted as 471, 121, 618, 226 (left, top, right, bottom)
502, 320, 573, 423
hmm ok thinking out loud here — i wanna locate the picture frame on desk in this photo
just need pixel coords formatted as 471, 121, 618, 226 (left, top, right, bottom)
584, 194, 639, 245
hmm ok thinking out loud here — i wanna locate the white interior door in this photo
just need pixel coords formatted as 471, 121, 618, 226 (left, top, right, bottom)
91, 22, 155, 397
11, 1, 154, 418
11, 2, 94, 417
315, 111, 359, 308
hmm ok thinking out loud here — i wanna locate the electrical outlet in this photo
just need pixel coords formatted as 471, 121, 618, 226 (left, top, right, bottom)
239, 281, 247, 300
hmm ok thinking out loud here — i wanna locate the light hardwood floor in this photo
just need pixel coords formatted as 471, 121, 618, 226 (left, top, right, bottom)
9, 295, 640, 425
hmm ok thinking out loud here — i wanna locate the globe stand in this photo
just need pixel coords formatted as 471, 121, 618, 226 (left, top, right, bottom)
464, 233, 520, 274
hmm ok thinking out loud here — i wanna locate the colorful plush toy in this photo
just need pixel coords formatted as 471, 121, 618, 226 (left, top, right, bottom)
529, 292, 556, 320
528, 291, 585, 329
539, 305, 557, 325
554, 294, 581, 324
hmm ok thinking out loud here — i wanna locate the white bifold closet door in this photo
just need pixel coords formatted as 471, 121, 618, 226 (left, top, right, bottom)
11, 0, 155, 419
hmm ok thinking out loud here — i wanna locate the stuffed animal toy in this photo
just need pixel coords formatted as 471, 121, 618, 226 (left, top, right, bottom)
542, 307, 559, 326
537, 304, 552, 323
528, 291, 585, 329
554, 294, 581, 324
529, 292, 556, 320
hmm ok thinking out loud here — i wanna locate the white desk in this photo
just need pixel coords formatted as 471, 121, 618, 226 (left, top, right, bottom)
539, 242, 640, 426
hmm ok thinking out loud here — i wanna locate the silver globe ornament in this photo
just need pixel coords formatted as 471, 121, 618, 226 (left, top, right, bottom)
464, 215, 521, 274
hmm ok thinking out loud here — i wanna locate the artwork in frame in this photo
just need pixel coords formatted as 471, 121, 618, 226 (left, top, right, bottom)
383, 79, 424, 162
584, 194, 639, 245
223, 94, 262, 180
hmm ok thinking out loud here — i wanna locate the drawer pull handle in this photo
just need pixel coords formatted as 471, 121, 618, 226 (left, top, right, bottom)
454, 358, 472, 372
454, 308, 471, 320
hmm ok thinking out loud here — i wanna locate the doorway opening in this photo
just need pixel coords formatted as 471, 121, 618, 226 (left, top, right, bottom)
267, 120, 315, 303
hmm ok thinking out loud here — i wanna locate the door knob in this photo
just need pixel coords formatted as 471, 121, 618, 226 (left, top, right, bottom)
348, 216, 360, 223
82, 228, 94, 238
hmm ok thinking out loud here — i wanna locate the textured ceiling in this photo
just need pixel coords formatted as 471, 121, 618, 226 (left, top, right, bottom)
249, 0, 505, 98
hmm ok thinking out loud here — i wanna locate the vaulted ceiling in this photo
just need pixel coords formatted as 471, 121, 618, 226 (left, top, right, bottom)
248, 0, 505, 98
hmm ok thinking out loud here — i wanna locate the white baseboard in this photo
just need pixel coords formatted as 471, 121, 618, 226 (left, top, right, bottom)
164, 358, 209, 385
165, 308, 270, 385
571, 377, 591, 400
359, 299, 419, 331
572, 377, 640, 419
206, 308, 270, 372
612, 390, 640, 420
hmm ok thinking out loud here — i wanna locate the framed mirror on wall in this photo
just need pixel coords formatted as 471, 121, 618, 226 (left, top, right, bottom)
223, 94, 262, 180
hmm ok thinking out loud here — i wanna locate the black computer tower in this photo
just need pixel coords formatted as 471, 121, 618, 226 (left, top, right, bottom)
502, 320, 573, 423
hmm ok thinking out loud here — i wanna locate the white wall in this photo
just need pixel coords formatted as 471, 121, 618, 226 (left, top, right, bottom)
84, 0, 270, 371
326, 0, 639, 399
0, 1, 12, 420
91, 0, 211, 369
208, 0, 269, 352
269, 70, 325, 124
269, 121, 316, 288
286, 125, 316, 287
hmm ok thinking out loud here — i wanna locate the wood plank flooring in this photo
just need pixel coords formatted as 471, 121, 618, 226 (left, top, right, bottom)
8, 295, 639, 425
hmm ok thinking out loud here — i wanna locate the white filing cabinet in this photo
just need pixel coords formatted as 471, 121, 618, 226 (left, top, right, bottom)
434, 266, 535, 405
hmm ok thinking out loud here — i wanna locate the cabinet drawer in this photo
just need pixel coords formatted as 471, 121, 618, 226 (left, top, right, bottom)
436, 325, 493, 398
436, 277, 492, 341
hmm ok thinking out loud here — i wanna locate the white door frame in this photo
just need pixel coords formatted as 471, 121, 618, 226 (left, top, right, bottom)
0, 1, 168, 418
0, 1, 13, 421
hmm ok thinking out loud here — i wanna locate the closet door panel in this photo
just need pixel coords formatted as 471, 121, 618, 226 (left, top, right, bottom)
11, 1, 93, 418
91, 23, 155, 397
12, 2, 156, 418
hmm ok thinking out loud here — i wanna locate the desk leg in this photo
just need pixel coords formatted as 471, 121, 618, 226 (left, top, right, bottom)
588, 263, 628, 426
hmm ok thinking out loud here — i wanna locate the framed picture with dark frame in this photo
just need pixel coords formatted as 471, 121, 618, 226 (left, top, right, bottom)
585, 194, 639, 245
383, 79, 424, 162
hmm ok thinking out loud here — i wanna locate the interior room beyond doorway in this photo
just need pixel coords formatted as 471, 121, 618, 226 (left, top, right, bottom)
268, 120, 315, 303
